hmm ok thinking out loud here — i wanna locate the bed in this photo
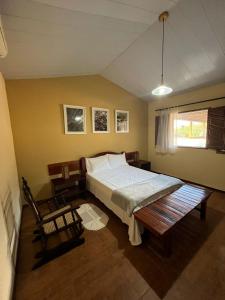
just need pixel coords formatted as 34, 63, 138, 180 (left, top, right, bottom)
80, 152, 185, 246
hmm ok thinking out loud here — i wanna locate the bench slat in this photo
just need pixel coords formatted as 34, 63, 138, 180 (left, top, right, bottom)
134, 184, 212, 236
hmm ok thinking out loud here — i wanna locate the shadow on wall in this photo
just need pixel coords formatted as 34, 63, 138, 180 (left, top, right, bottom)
26, 182, 52, 202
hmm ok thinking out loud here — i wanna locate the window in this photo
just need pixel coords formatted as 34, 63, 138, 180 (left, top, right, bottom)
175, 110, 208, 148
155, 105, 225, 152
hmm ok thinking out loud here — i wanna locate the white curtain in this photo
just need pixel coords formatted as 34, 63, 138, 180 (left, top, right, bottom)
156, 109, 178, 154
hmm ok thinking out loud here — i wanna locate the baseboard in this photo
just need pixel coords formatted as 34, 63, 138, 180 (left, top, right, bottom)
152, 169, 225, 194
180, 178, 225, 193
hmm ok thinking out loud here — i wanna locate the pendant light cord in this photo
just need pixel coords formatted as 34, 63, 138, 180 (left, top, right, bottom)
152, 11, 172, 95
161, 18, 165, 85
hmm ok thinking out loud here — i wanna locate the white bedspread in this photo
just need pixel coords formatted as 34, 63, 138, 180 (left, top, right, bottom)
89, 165, 158, 190
87, 165, 183, 246
111, 174, 183, 216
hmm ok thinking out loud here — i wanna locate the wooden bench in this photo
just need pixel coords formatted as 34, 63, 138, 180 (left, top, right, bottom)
134, 184, 213, 256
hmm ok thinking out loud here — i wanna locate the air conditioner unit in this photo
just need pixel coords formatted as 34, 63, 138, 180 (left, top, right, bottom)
0, 16, 8, 58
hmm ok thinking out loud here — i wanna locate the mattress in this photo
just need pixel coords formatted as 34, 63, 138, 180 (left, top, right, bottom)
87, 165, 158, 192
86, 166, 165, 246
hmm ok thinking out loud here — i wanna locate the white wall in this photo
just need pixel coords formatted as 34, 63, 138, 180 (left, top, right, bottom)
0, 73, 21, 300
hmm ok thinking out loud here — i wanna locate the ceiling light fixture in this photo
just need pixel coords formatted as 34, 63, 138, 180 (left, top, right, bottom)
152, 11, 173, 96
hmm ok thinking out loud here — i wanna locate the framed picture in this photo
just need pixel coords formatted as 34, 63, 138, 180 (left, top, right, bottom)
63, 104, 86, 134
115, 110, 129, 133
92, 107, 110, 133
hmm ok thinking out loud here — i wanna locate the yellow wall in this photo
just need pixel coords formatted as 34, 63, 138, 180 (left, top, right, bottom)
148, 82, 225, 191
0, 73, 21, 300
6, 75, 148, 198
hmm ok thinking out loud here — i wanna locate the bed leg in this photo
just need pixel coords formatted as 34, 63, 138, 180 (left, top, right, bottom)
200, 201, 207, 221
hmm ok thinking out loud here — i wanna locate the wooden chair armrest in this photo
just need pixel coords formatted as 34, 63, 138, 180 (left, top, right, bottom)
36, 197, 55, 205
41, 206, 80, 224
69, 203, 80, 210
36, 189, 70, 206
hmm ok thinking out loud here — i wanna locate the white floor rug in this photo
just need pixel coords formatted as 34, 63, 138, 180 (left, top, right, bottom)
77, 203, 109, 231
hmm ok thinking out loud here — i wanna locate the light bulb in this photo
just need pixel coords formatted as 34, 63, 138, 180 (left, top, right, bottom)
152, 85, 173, 96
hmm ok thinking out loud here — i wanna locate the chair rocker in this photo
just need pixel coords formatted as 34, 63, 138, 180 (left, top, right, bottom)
22, 177, 84, 269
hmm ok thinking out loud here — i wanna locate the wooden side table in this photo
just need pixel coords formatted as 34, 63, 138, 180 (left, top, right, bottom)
130, 160, 151, 171
51, 174, 86, 200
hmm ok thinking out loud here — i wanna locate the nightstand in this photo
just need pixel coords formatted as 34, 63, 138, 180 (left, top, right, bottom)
51, 174, 86, 200
130, 160, 151, 171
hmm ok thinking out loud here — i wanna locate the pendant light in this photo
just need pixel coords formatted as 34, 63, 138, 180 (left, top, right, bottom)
152, 11, 173, 96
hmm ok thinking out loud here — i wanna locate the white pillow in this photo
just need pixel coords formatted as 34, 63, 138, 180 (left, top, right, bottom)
108, 153, 128, 169
85, 154, 110, 174
85, 157, 92, 173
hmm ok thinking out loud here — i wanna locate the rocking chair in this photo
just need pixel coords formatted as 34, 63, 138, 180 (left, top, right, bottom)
22, 177, 84, 269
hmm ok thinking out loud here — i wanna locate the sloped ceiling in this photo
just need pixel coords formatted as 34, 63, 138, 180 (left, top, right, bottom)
0, 0, 225, 100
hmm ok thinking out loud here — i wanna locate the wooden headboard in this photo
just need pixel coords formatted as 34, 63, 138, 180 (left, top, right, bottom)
80, 151, 139, 175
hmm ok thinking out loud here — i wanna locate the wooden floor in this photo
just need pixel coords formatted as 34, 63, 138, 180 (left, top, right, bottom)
14, 191, 225, 300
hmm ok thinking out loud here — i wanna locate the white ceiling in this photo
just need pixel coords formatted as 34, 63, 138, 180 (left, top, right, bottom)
0, 0, 225, 100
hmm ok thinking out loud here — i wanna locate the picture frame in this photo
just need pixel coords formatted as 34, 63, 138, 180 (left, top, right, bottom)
92, 107, 110, 133
115, 110, 129, 133
63, 104, 86, 134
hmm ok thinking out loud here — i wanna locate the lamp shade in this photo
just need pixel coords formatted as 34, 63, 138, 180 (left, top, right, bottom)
152, 84, 173, 96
